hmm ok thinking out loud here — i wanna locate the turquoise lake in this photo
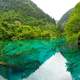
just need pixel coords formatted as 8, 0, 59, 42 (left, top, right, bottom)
0, 39, 80, 80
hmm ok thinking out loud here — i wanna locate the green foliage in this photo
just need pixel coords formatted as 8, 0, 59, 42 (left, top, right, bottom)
0, 20, 58, 40
64, 2, 80, 44
58, 9, 73, 32
0, 0, 58, 40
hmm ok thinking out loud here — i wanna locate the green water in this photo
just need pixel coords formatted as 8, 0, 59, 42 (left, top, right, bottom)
0, 39, 80, 80
61, 47, 80, 80
0, 39, 64, 80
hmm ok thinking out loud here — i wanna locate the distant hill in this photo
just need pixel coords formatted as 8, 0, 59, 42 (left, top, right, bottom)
0, 0, 55, 25
63, 2, 80, 46
64, 2, 80, 34
58, 9, 73, 31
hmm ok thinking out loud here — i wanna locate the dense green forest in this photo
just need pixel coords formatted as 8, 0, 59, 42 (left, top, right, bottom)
64, 2, 80, 45
0, 0, 79, 42
0, 0, 59, 40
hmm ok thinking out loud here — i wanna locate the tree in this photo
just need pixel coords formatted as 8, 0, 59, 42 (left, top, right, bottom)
64, 2, 80, 44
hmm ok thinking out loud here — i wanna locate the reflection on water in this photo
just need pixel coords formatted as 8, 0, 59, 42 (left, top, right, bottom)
0, 76, 6, 80
25, 52, 72, 80
0, 39, 73, 80
0, 39, 60, 80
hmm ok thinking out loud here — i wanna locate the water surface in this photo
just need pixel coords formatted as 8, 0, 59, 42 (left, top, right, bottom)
26, 52, 72, 80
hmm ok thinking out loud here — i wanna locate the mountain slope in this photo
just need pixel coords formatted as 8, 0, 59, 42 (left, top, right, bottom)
0, 0, 55, 25
58, 9, 73, 31
64, 2, 80, 38
0, 0, 57, 40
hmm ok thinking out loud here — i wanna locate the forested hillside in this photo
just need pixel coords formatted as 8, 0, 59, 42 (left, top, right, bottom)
58, 9, 73, 31
64, 2, 80, 44
0, 0, 58, 40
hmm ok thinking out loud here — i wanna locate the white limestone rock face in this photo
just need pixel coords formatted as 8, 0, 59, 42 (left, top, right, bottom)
23, 52, 72, 80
